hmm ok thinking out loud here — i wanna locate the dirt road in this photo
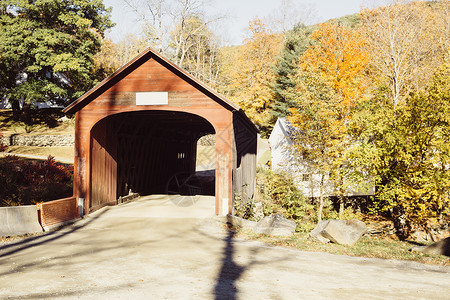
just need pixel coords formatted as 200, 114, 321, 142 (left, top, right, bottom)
0, 195, 448, 299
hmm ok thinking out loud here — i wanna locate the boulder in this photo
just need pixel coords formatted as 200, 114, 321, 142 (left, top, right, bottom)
410, 237, 450, 257
309, 219, 367, 246
309, 220, 332, 244
226, 215, 257, 230
253, 214, 297, 237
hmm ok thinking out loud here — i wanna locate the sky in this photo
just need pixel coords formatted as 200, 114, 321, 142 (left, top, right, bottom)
102, 0, 369, 45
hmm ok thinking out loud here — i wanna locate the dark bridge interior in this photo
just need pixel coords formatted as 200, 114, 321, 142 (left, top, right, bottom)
90, 110, 215, 207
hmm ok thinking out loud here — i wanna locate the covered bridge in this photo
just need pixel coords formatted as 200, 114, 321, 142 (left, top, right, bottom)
63, 48, 257, 216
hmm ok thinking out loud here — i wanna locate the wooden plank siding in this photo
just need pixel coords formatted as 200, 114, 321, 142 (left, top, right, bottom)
232, 111, 258, 204
90, 119, 117, 211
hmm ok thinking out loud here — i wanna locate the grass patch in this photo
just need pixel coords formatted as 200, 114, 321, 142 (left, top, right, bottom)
235, 229, 449, 266
3, 146, 74, 161
196, 145, 216, 170
6, 145, 209, 164
0, 109, 74, 135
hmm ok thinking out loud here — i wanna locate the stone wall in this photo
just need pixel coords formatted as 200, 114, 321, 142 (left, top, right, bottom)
0, 135, 74, 147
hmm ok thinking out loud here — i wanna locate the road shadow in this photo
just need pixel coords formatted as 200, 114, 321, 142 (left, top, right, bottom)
0, 207, 109, 258
407, 237, 450, 257
214, 229, 244, 300
211, 223, 291, 300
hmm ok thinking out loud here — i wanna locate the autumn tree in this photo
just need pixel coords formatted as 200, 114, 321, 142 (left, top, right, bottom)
123, 0, 168, 53
93, 34, 150, 80
286, 69, 338, 222
287, 23, 369, 221
360, 0, 449, 106
349, 59, 450, 239
215, 45, 241, 96
266, 0, 317, 34
93, 38, 121, 80
115, 34, 149, 66
433, 0, 450, 52
349, 0, 450, 239
326, 13, 360, 29
270, 13, 361, 121
228, 19, 283, 135
0, 0, 113, 119
170, 15, 221, 86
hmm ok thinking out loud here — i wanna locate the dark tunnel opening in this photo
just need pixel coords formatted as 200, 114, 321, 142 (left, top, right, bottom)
90, 110, 216, 202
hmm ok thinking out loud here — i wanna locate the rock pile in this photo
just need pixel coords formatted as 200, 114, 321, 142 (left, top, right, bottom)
227, 214, 297, 237
253, 214, 297, 236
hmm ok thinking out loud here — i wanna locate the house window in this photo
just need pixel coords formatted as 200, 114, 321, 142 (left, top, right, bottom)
302, 174, 310, 182
177, 153, 185, 159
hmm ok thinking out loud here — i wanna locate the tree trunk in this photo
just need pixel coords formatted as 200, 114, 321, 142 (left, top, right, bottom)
338, 175, 344, 219
11, 101, 21, 121
392, 206, 412, 240
339, 197, 344, 219
22, 102, 32, 125
318, 174, 324, 222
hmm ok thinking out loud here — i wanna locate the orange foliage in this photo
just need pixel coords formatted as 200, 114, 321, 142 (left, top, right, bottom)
290, 23, 369, 137
302, 22, 369, 112
287, 22, 370, 202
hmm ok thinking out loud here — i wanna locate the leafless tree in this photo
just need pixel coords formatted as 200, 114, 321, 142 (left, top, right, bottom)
122, 0, 226, 84
122, 0, 170, 53
266, 0, 317, 34
361, 0, 449, 106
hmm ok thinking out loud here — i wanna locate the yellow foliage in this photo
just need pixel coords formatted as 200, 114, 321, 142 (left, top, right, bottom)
227, 19, 283, 132
289, 22, 369, 148
92, 38, 121, 79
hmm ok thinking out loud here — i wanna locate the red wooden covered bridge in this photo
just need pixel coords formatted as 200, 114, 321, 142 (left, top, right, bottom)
63, 47, 258, 217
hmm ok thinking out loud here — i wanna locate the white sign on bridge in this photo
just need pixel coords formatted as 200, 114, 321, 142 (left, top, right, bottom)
136, 92, 169, 106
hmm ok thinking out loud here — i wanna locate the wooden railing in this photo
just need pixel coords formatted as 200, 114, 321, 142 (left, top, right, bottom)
37, 197, 80, 230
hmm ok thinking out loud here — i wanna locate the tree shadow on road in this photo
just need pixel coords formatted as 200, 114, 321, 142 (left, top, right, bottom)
212, 226, 291, 300
0, 207, 110, 258
214, 230, 243, 300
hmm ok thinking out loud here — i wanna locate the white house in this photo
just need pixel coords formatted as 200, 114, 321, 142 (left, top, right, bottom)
268, 117, 374, 198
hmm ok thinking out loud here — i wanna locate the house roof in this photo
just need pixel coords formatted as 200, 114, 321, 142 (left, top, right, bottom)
268, 117, 297, 146
63, 47, 242, 115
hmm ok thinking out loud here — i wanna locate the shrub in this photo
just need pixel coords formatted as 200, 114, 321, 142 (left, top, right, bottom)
0, 155, 73, 206
257, 168, 315, 232
234, 196, 256, 220
322, 199, 362, 220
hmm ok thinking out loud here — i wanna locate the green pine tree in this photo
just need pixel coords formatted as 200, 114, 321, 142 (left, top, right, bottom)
270, 14, 359, 122
270, 24, 313, 120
